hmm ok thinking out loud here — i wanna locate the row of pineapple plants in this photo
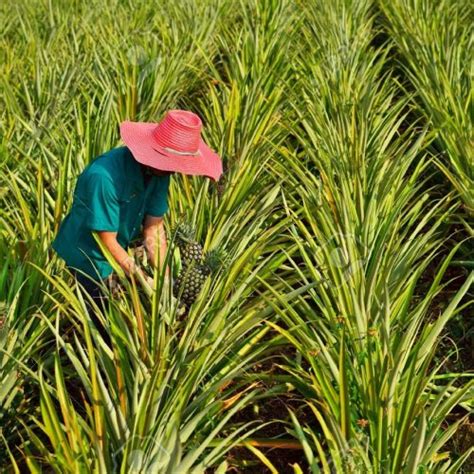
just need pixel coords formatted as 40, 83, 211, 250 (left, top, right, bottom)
261, 0, 473, 471
0, 0, 472, 471
379, 0, 473, 231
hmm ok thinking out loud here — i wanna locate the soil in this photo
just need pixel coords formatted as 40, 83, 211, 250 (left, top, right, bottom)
221, 389, 313, 473
212, 341, 314, 473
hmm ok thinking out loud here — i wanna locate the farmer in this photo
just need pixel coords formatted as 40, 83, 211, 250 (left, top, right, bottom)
51, 109, 222, 332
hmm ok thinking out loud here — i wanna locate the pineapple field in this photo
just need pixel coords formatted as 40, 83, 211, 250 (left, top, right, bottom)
1, 0, 473, 472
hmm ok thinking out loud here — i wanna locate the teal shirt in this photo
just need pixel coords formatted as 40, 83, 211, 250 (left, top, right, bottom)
52, 146, 170, 281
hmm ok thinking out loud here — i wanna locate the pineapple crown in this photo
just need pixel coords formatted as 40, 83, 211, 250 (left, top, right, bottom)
203, 247, 228, 273
171, 221, 197, 245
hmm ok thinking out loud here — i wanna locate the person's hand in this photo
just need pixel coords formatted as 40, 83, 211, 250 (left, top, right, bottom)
128, 265, 153, 296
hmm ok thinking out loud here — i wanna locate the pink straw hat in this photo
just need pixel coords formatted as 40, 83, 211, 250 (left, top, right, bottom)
120, 109, 223, 181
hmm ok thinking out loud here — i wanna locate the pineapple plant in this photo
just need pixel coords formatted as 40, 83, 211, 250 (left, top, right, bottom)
0, 301, 39, 461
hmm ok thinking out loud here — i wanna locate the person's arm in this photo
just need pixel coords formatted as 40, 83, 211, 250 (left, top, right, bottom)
143, 215, 170, 277
97, 231, 150, 281
83, 173, 151, 285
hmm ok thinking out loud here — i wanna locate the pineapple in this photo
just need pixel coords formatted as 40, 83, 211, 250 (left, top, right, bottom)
173, 246, 227, 308
173, 262, 210, 308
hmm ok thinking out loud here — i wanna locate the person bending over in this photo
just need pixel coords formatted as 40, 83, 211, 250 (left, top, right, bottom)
52, 109, 222, 332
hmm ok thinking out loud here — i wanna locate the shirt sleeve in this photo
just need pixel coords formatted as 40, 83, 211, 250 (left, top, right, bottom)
145, 175, 171, 217
83, 173, 120, 232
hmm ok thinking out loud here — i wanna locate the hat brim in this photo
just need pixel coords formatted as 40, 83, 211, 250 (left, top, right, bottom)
119, 121, 223, 182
